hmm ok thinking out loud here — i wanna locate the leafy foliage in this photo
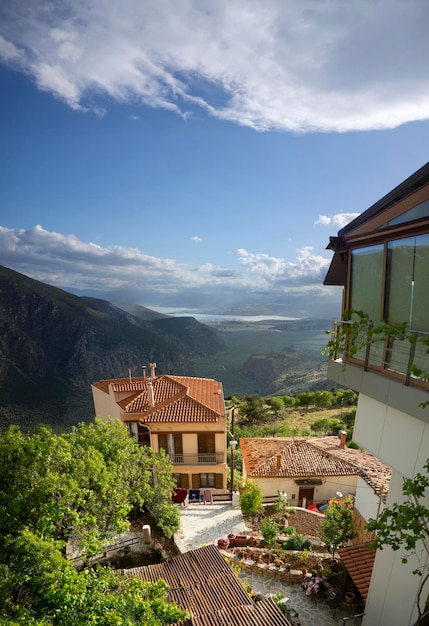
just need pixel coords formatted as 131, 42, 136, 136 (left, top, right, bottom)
366, 459, 429, 618
320, 497, 354, 559
283, 531, 311, 552
260, 518, 279, 549
0, 420, 184, 624
239, 481, 264, 516
0, 530, 187, 625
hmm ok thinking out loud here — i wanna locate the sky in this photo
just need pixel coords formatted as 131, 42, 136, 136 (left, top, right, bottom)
1, 0, 429, 319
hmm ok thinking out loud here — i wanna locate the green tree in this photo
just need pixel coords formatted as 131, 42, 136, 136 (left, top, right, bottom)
239, 481, 264, 516
366, 459, 429, 620
320, 497, 354, 560
0, 421, 184, 625
0, 420, 180, 555
0, 529, 187, 625
238, 395, 270, 425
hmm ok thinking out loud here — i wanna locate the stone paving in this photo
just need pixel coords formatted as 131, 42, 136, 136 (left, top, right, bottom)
175, 501, 364, 626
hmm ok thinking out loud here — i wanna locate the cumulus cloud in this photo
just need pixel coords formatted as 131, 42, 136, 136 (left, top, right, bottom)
0, 226, 334, 312
236, 246, 330, 285
315, 213, 360, 228
1, 1, 429, 132
191, 235, 202, 243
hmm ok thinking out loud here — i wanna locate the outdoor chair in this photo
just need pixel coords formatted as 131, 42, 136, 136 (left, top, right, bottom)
326, 591, 343, 617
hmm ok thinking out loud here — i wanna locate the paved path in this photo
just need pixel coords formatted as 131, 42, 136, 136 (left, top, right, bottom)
176, 502, 363, 626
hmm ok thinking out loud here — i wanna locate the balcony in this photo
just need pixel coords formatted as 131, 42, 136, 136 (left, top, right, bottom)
167, 452, 225, 465
328, 319, 429, 389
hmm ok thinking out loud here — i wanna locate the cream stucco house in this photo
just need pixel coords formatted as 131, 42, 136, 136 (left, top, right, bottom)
92, 364, 228, 493
240, 434, 390, 513
324, 162, 429, 625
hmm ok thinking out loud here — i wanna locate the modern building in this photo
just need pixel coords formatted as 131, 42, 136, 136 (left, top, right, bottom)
324, 162, 429, 625
92, 364, 228, 493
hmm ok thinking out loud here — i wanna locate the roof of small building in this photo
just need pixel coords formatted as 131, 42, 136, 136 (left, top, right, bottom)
92, 374, 225, 423
240, 436, 391, 501
122, 544, 293, 625
338, 541, 376, 601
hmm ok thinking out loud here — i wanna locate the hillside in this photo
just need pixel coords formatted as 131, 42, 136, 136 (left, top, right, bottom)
0, 266, 223, 430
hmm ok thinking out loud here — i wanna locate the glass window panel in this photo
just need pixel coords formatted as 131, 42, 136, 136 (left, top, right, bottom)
388, 199, 429, 226
350, 245, 384, 362
350, 245, 384, 320
386, 234, 429, 331
385, 234, 429, 375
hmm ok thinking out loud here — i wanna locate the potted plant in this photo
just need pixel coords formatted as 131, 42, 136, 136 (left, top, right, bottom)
285, 563, 291, 572
217, 537, 230, 550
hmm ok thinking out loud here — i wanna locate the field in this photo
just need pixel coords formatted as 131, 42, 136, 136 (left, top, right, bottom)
190, 318, 332, 397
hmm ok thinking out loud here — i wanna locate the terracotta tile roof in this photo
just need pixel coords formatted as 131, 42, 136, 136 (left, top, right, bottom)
241, 437, 359, 478
338, 541, 375, 600
240, 436, 391, 500
123, 544, 293, 625
311, 437, 391, 503
93, 375, 225, 424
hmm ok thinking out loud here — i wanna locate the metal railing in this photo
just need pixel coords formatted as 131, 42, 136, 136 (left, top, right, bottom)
329, 320, 429, 388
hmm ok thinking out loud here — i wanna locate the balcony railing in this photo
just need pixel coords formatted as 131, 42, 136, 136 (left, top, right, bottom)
329, 319, 429, 387
167, 452, 225, 465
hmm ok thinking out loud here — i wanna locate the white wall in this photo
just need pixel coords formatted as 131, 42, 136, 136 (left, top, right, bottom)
354, 393, 429, 625
252, 475, 357, 503
354, 475, 382, 523
91, 385, 121, 421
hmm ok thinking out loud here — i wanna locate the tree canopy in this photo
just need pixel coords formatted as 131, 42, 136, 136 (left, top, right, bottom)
0, 419, 184, 625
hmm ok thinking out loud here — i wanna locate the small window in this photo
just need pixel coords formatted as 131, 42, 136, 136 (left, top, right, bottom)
388, 198, 429, 226
200, 473, 215, 488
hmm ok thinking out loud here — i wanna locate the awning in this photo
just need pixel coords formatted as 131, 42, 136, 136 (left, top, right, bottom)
338, 541, 375, 601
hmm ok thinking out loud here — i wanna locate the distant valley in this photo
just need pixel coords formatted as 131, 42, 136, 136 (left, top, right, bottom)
0, 265, 333, 431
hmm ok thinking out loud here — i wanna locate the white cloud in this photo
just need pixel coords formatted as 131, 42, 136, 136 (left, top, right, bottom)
0, 226, 333, 311
191, 235, 202, 243
1, 1, 429, 132
315, 213, 360, 228
236, 246, 330, 286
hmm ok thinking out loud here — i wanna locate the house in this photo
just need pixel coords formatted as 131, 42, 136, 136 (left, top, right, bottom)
324, 162, 429, 625
92, 364, 228, 493
122, 544, 294, 625
240, 434, 391, 525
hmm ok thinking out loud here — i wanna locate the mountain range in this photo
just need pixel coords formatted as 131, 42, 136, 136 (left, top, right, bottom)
0, 265, 223, 431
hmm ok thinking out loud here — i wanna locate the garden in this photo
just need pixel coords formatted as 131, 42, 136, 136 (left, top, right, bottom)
217, 488, 354, 591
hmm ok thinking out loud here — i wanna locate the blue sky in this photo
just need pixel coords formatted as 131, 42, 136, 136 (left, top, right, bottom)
1, 1, 429, 318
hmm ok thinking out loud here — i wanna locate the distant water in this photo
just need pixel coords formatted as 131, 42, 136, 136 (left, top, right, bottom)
149, 307, 299, 322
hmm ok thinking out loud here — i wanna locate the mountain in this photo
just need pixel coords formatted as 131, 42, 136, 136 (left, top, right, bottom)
0, 266, 223, 431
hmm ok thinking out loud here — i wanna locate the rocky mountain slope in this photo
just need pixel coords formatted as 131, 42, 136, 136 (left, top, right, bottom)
0, 266, 223, 430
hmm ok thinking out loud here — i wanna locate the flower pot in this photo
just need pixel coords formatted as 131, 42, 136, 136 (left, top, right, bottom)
345, 592, 355, 603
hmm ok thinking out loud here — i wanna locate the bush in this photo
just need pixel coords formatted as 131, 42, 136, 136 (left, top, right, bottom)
260, 518, 279, 549
239, 482, 264, 516
283, 532, 311, 551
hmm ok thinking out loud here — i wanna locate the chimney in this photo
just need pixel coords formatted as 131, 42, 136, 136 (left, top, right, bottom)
276, 454, 282, 470
142, 366, 147, 380
340, 431, 347, 449
149, 362, 156, 379
146, 381, 154, 408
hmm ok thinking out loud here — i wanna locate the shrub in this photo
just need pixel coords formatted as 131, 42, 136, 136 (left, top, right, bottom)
260, 518, 279, 549
239, 481, 264, 516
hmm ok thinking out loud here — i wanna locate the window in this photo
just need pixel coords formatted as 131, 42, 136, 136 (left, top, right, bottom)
348, 234, 429, 380
388, 198, 429, 226
158, 434, 183, 462
350, 244, 384, 320
199, 473, 215, 488
198, 433, 215, 453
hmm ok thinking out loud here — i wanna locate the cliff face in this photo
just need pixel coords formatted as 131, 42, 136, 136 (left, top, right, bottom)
0, 266, 223, 426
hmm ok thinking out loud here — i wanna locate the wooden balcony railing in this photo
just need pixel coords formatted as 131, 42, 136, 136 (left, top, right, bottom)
168, 452, 225, 465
